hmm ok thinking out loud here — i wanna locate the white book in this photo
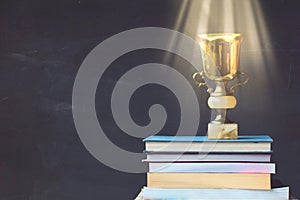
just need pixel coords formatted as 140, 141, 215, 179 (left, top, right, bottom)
148, 162, 276, 173
142, 187, 289, 200
145, 153, 271, 162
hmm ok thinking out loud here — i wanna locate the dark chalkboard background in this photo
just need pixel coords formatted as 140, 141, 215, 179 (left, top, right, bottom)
0, 0, 299, 199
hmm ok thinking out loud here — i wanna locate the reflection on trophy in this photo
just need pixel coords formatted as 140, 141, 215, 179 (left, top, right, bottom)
193, 33, 249, 139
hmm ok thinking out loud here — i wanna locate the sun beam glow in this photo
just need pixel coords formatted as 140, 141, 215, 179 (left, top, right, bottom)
170, 0, 277, 97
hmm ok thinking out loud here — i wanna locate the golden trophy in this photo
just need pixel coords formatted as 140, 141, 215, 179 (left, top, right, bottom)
193, 33, 249, 139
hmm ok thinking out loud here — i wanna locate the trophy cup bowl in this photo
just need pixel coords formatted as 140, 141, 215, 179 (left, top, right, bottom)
193, 33, 249, 139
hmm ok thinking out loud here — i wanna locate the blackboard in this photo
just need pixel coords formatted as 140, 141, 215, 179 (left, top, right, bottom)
0, 0, 299, 199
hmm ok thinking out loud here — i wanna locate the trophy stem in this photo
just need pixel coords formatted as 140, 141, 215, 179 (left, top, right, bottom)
211, 109, 233, 124
208, 82, 238, 139
211, 81, 229, 97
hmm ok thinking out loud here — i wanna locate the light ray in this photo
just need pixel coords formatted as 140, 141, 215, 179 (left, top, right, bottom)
166, 0, 277, 100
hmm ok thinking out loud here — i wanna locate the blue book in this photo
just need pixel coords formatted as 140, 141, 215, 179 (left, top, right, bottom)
143, 135, 273, 152
143, 135, 273, 143
141, 187, 289, 200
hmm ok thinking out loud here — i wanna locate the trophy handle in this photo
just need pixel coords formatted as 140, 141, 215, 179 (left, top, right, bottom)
193, 71, 207, 87
229, 72, 249, 93
193, 71, 213, 93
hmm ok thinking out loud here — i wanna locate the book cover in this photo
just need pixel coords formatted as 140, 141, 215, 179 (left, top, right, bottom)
148, 162, 276, 173
144, 152, 272, 162
145, 141, 271, 152
143, 135, 273, 143
142, 186, 289, 199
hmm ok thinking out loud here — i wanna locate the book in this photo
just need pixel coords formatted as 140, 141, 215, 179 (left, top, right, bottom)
144, 135, 272, 152
147, 173, 271, 190
142, 186, 289, 200
144, 151, 272, 162
134, 188, 144, 200
147, 162, 275, 173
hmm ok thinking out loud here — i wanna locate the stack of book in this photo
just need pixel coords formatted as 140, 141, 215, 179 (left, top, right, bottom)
134, 135, 289, 199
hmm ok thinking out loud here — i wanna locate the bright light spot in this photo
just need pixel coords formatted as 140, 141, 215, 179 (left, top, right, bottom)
169, 0, 277, 100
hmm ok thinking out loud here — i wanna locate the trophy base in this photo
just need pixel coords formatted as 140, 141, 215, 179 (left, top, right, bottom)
208, 123, 238, 140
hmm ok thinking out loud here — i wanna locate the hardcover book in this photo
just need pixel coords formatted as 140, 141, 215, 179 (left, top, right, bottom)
147, 173, 271, 190
144, 151, 272, 162
147, 162, 275, 173
141, 186, 289, 200
144, 135, 273, 152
